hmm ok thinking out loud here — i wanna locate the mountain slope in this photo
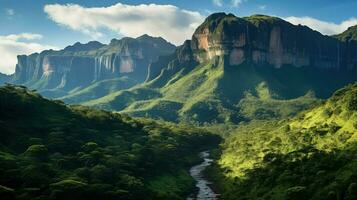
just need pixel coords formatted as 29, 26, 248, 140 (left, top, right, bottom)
335, 25, 357, 42
0, 84, 220, 200
58, 77, 139, 104
10, 35, 175, 99
0, 73, 11, 85
210, 82, 357, 200
85, 13, 357, 124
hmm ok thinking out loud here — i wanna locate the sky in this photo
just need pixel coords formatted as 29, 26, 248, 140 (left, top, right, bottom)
0, 0, 357, 74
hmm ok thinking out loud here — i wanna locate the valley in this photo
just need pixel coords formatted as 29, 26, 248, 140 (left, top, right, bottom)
187, 151, 218, 200
0, 11, 356, 200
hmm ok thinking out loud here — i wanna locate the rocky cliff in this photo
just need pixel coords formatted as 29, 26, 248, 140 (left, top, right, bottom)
0, 73, 11, 85
148, 13, 357, 83
191, 13, 356, 69
12, 35, 175, 97
89, 13, 357, 124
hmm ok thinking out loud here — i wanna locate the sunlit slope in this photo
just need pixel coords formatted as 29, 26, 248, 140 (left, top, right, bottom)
85, 58, 320, 124
214, 82, 357, 200
59, 77, 138, 104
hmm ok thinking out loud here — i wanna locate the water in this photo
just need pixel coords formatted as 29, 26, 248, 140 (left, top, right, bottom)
187, 151, 219, 200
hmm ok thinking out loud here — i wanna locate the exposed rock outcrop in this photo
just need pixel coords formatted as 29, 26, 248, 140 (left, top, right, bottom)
11, 35, 175, 96
190, 13, 357, 69
0, 73, 11, 85
95, 13, 357, 124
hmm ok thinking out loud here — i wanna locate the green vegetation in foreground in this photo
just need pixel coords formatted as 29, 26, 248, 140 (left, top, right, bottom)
208, 82, 357, 200
0, 84, 220, 200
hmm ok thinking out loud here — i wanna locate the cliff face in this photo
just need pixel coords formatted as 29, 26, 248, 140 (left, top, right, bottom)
95, 13, 357, 124
0, 73, 11, 85
12, 35, 175, 94
146, 13, 357, 96
190, 13, 356, 69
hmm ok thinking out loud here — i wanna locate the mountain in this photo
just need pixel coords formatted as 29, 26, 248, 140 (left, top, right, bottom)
335, 25, 357, 42
0, 73, 11, 85
0, 84, 220, 200
10, 35, 176, 100
210, 82, 357, 200
84, 13, 357, 124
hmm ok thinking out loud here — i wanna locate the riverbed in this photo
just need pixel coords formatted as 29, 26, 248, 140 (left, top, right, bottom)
187, 151, 219, 200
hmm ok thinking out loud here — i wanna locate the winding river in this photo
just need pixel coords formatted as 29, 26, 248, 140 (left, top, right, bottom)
187, 151, 219, 200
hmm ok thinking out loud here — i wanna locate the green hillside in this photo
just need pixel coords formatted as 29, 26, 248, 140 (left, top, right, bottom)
335, 25, 357, 42
59, 77, 138, 104
208, 82, 357, 200
84, 58, 323, 124
0, 84, 220, 200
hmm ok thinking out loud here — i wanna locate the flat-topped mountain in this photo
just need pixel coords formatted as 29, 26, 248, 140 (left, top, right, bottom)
10, 35, 176, 99
192, 13, 356, 68
86, 13, 357, 124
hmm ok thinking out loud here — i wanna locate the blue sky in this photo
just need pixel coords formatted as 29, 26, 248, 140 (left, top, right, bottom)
0, 0, 357, 74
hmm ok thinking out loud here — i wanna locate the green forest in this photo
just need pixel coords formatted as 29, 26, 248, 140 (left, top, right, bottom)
207, 82, 357, 200
0, 85, 220, 200
1, 10, 357, 200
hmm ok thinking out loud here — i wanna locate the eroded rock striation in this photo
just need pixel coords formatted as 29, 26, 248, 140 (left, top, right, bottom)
11, 35, 175, 97
94, 13, 357, 124
148, 13, 357, 83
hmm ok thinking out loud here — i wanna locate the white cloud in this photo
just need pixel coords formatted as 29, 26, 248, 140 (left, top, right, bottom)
284, 16, 357, 35
258, 5, 267, 10
0, 33, 57, 75
231, 0, 243, 7
5, 8, 15, 16
213, 0, 223, 7
3, 33, 43, 41
44, 3, 205, 45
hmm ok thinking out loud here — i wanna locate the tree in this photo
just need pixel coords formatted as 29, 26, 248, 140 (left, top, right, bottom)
24, 145, 48, 161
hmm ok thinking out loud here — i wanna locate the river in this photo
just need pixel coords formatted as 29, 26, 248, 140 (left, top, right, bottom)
187, 151, 219, 200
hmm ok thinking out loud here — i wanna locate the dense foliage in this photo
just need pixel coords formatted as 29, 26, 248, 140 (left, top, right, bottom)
208, 82, 357, 200
0, 85, 220, 200
86, 59, 327, 125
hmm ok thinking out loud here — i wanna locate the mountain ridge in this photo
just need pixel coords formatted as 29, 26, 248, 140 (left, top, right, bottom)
84, 13, 357, 124
9, 34, 176, 100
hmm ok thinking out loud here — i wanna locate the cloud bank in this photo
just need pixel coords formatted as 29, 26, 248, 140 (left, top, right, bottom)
0, 33, 57, 74
44, 3, 205, 45
285, 16, 357, 35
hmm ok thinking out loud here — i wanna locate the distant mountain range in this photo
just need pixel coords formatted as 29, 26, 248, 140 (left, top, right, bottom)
3, 13, 357, 124
0, 72, 10, 85
6, 34, 175, 101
